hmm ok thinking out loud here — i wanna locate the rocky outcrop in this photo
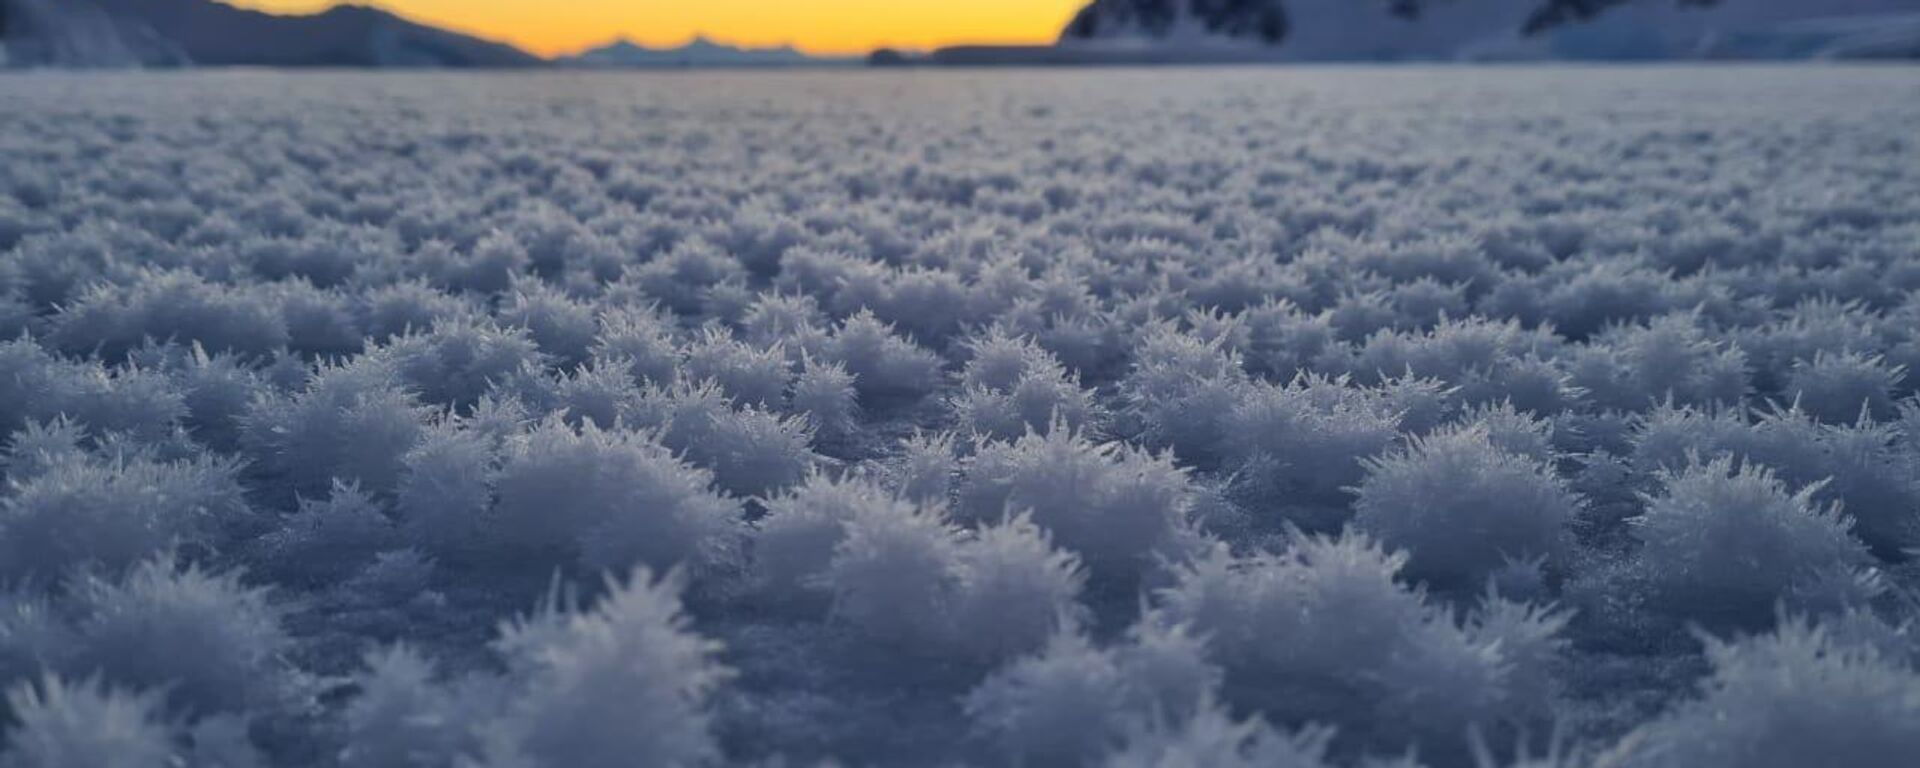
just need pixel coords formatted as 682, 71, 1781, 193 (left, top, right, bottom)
1063, 0, 1290, 45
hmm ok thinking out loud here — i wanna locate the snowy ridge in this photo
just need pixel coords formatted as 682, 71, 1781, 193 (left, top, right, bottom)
1058, 0, 1920, 60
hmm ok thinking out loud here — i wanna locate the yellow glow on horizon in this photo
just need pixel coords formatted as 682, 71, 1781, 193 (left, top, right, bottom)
225, 0, 1088, 58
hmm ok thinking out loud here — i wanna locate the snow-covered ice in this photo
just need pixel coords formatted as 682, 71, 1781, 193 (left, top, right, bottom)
0, 66, 1918, 766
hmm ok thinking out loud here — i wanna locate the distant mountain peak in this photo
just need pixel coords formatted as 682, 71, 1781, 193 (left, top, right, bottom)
595, 37, 650, 53
563, 35, 846, 68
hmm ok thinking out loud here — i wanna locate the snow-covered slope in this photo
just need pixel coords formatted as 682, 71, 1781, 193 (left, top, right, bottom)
1060, 0, 1920, 60
1703, 12, 1920, 59
2, 0, 189, 67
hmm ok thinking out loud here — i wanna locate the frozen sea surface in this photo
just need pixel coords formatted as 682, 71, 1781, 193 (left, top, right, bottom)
1, 67, 1919, 767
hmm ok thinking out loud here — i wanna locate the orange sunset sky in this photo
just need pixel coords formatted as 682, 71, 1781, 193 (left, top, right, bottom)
226, 0, 1090, 57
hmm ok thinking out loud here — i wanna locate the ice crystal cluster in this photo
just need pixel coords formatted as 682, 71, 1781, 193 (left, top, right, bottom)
0, 67, 1917, 766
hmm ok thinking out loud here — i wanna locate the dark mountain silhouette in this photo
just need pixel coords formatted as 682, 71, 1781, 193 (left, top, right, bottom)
2, 0, 540, 68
